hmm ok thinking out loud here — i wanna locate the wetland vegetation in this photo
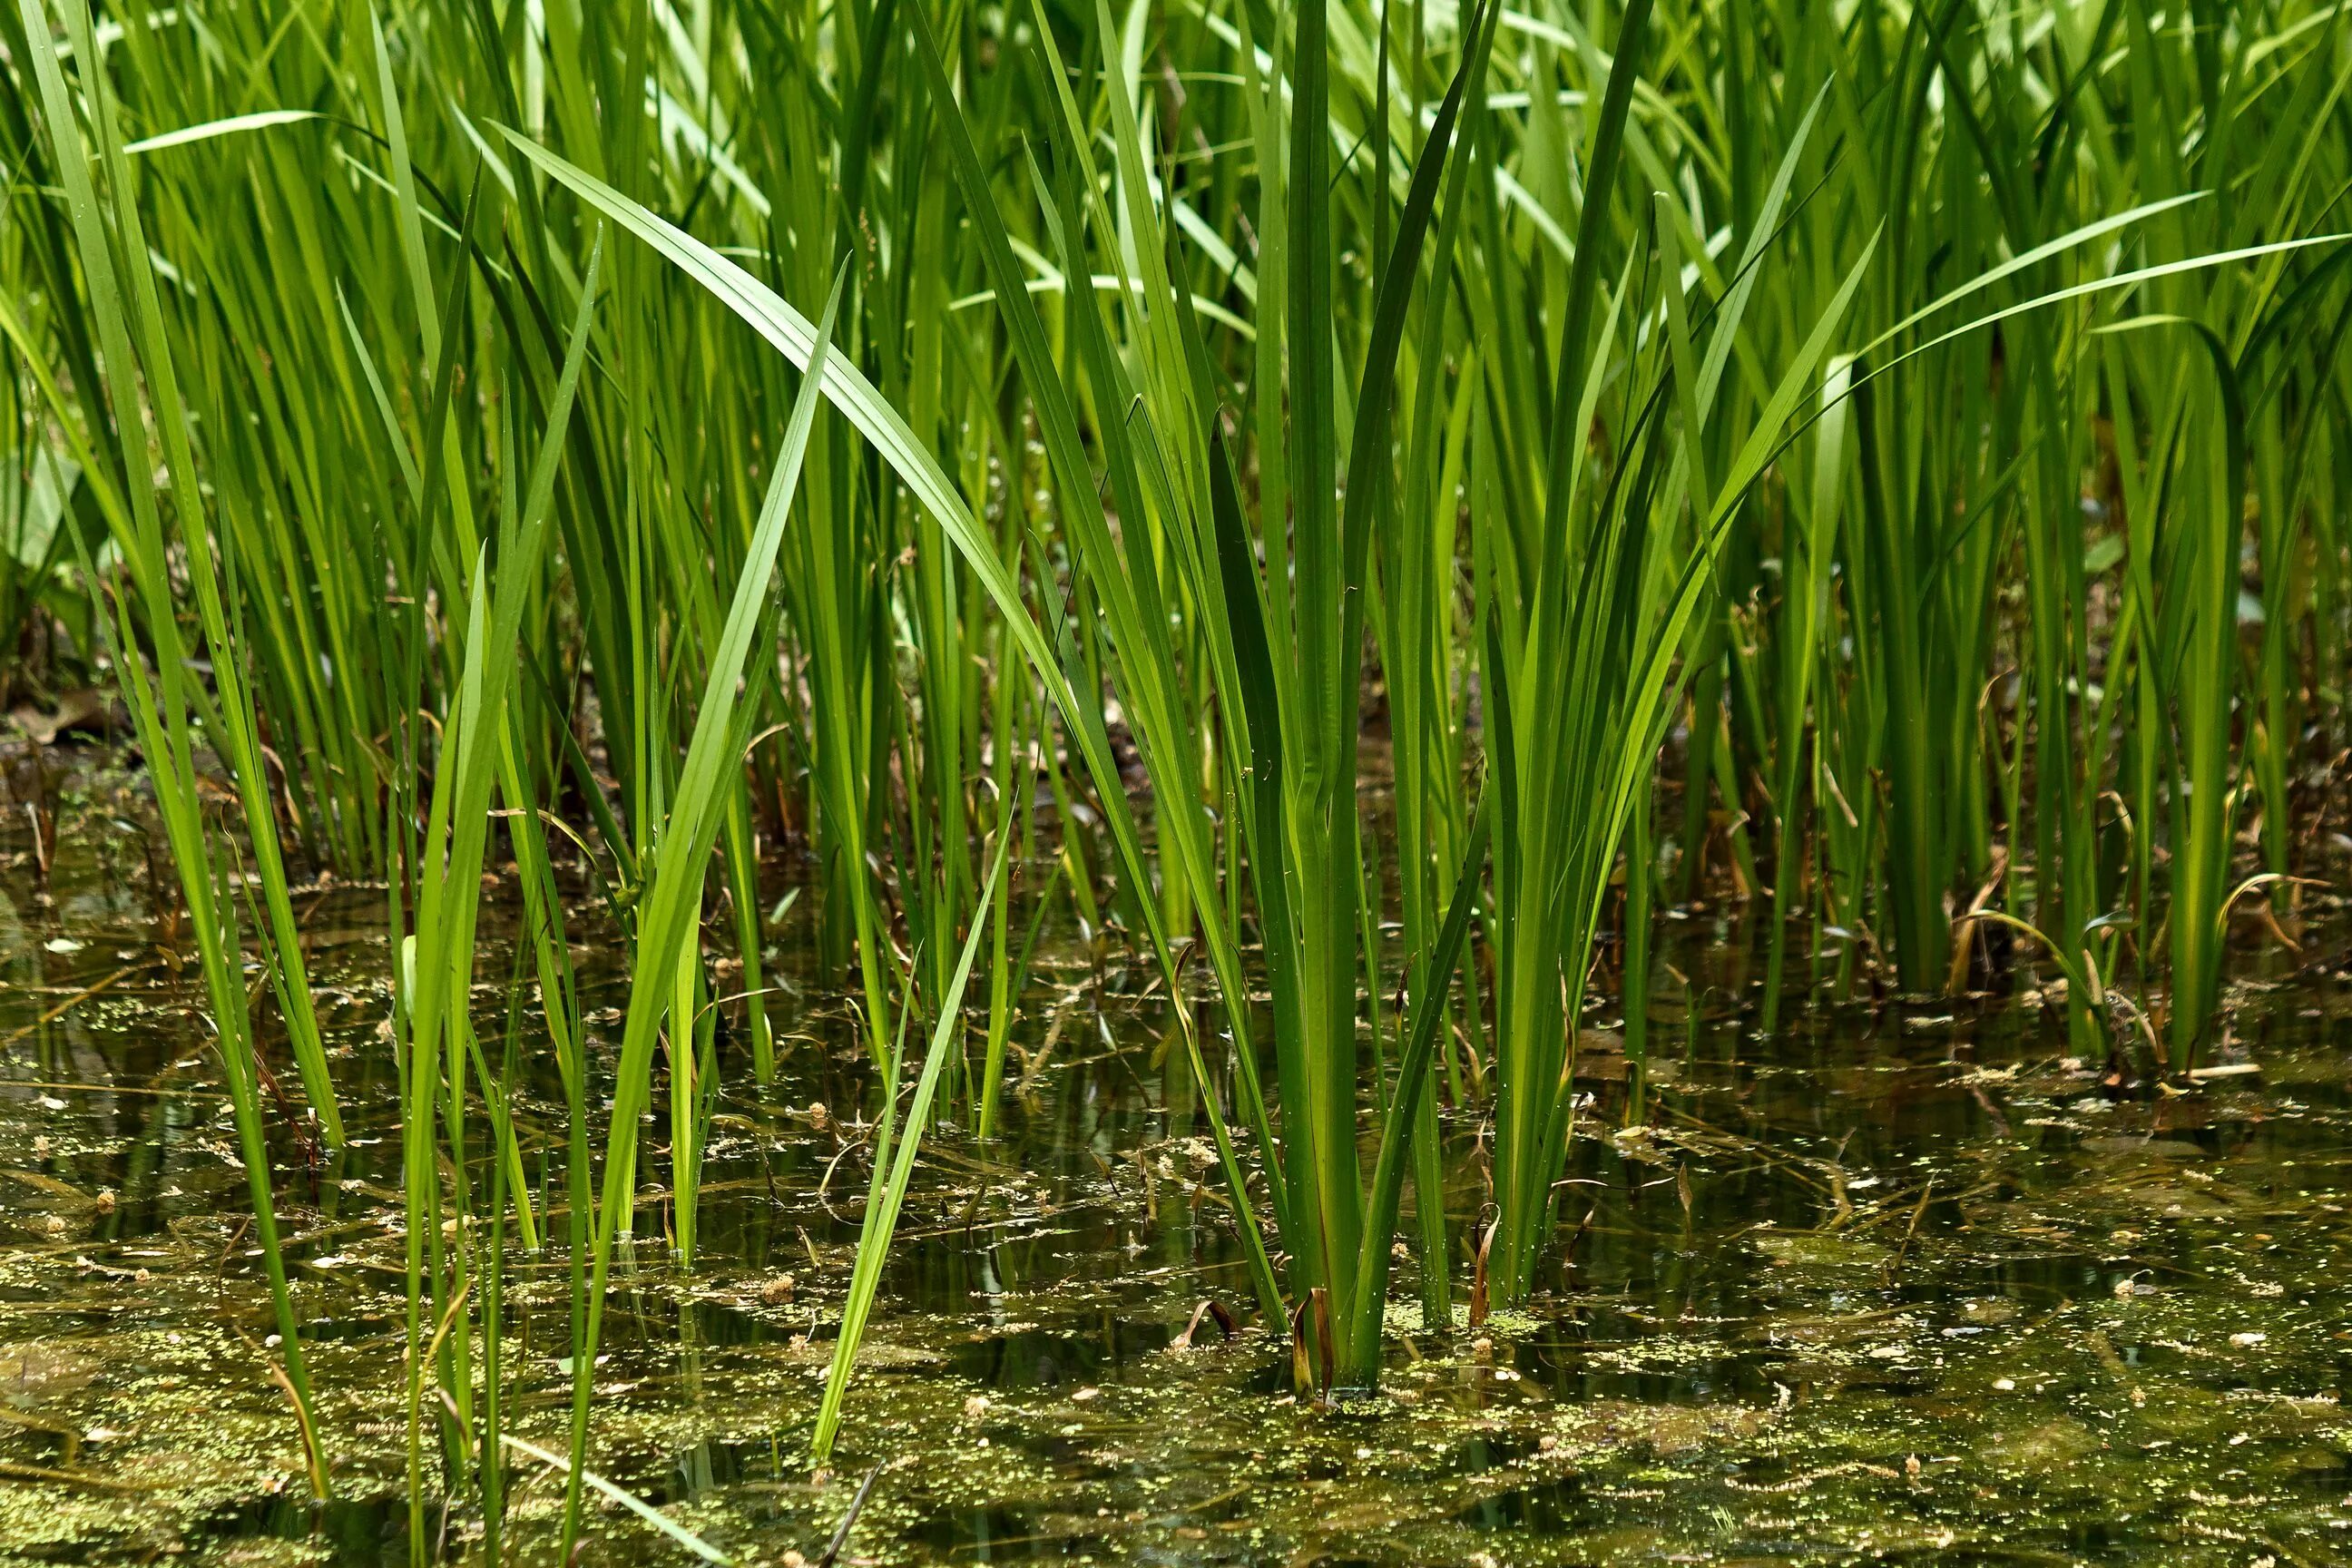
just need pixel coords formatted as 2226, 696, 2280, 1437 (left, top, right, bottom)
4, 0, 2352, 1561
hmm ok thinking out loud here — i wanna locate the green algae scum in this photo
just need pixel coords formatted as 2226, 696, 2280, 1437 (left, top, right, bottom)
8, 0, 2352, 1561
5, 772, 2352, 1565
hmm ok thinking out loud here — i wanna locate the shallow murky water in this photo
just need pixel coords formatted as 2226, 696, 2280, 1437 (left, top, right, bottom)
5, 758, 2352, 1565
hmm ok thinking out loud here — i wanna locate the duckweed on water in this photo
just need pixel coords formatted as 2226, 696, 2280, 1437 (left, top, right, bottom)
0, 777, 2348, 1562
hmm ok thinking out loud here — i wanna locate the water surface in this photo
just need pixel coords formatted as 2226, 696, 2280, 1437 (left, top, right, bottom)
3, 760, 2350, 1565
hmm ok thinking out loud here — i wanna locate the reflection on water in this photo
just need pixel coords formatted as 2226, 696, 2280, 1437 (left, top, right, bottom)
3, 764, 2350, 1563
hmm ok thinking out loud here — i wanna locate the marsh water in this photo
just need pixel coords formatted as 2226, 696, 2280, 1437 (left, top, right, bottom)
4, 757, 2352, 1566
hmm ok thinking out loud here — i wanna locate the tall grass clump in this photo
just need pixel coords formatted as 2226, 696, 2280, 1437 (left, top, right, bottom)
5, 0, 2350, 1524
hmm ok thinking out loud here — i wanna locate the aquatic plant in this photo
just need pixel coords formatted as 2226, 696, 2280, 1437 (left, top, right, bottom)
5, 0, 2348, 1528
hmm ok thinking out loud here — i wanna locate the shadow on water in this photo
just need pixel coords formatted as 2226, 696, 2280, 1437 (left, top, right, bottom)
4, 766, 2352, 1563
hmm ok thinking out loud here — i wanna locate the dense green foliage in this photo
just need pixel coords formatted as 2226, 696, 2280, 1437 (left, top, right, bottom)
5, 0, 2347, 1541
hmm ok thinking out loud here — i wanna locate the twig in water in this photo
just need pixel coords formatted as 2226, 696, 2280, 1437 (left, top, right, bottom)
1883, 1178, 1936, 1286
501, 1434, 733, 1565
817, 1462, 885, 1568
